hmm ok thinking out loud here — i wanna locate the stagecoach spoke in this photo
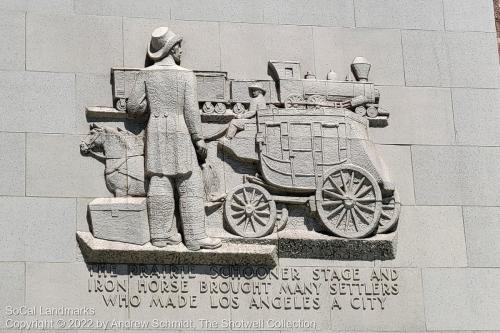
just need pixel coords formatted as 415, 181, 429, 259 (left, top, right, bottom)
231, 211, 245, 219
323, 189, 345, 200
356, 203, 375, 214
322, 200, 343, 208
250, 188, 256, 203
352, 177, 366, 196
344, 210, 352, 232
253, 214, 267, 226
328, 176, 346, 195
242, 188, 249, 203
356, 198, 376, 204
380, 211, 392, 219
349, 210, 358, 232
243, 218, 250, 232
340, 171, 347, 193
335, 208, 347, 228
351, 209, 362, 231
235, 215, 247, 226
355, 185, 373, 199
231, 202, 245, 211
255, 210, 270, 218
327, 204, 344, 219
252, 194, 264, 206
233, 195, 246, 206
249, 216, 257, 232
349, 171, 355, 194
353, 206, 371, 225
255, 203, 270, 211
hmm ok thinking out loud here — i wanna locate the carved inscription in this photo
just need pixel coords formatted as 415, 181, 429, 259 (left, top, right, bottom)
87, 265, 399, 313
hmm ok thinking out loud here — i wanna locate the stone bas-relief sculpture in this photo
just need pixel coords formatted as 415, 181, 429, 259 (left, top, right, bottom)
79, 27, 400, 265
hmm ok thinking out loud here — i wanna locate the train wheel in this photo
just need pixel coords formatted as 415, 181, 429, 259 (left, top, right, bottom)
316, 165, 382, 239
377, 190, 401, 233
367, 106, 379, 118
224, 184, 276, 238
115, 98, 127, 112
202, 102, 215, 113
307, 95, 325, 109
233, 103, 246, 115
215, 103, 226, 114
285, 94, 306, 109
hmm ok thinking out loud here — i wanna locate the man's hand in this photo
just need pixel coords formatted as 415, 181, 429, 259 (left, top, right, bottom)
195, 139, 207, 160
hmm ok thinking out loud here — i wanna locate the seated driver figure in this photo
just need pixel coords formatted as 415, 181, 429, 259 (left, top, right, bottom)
225, 83, 267, 140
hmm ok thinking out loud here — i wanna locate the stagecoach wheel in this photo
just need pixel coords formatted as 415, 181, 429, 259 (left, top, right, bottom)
115, 98, 127, 112
202, 102, 215, 114
377, 190, 401, 234
233, 103, 246, 115
307, 95, 326, 109
224, 184, 276, 238
316, 165, 382, 239
285, 94, 306, 109
214, 103, 226, 114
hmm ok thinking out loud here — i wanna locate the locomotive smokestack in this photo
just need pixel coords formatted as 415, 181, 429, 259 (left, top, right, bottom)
351, 57, 371, 82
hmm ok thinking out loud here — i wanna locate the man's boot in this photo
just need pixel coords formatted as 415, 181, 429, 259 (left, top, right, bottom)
180, 196, 221, 251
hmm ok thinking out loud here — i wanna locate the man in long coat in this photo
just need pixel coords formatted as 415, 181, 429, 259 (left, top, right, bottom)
127, 27, 221, 251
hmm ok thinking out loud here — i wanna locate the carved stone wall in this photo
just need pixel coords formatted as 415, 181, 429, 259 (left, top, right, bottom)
0, 1, 499, 331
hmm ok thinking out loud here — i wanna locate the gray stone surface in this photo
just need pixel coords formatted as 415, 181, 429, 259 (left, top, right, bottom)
171, 0, 266, 23
0, 12, 25, 71
75, 0, 172, 18
220, 23, 314, 80
123, 18, 221, 71
26, 133, 111, 197
412, 146, 500, 206
0, 71, 76, 134
0, 263, 25, 330
0, 0, 73, 14
25, 262, 129, 322
446, 31, 499, 88
452, 88, 500, 146
26, 13, 123, 74
463, 207, 500, 267
354, 0, 444, 30
0, 132, 25, 196
423, 268, 500, 330
313, 27, 404, 86
376, 144, 415, 205
330, 268, 426, 331
443, 0, 496, 32
402, 30, 451, 87
371, 86, 455, 145
264, 0, 355, 27
0, 197, 75, 262
383, 206, 467, 267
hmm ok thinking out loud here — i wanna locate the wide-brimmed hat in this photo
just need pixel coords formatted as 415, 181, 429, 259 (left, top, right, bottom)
147, 27, 183, 61
248, 83, 266, 95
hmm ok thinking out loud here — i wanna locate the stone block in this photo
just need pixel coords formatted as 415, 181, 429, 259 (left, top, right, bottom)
26, 13, 123, 74
0, 132, 25, 196
443, 0, 496, 32
89, 197, 149, 245
370, 86, 455, 145
123, 18, 220, 71
447, 31, 499, 88
0, 263, 25, 329
423, 268, 500, 330
26, 133, 111, 197
463, 207, 500, 267
0, 197, 75, 262
220, 23, 314, 80
0, 12, 25, 71
354, 0, 444, 30
412, 146, 500, 206
375, 144, 415, 205
0, 0, 73, 14
402, 30, 451, 87
403, 30, 499, 88
313, 27, 404, 86
382, 206, 467, 267
452, 88, 500, 146
330, 268, 425, 331
264, 0, 355, 27
0, 71, 76, 134
25, 262, 129, 322
75, 0, 172, 18
171, 0, 265, 23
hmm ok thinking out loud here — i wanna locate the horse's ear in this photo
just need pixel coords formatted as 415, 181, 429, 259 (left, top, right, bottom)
117, 127, 124, 132
90, 123, 96, 129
